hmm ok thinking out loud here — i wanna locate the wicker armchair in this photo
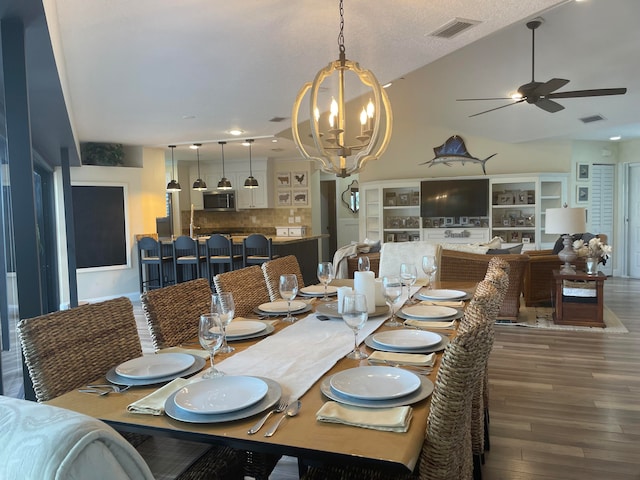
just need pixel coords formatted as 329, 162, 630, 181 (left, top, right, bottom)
302, 324, 493, 480
16, 297, 244, 480
439, 249, 529, 321
261, 255, 305, 301
141, 278, 212, 350
213, 265, 271, 317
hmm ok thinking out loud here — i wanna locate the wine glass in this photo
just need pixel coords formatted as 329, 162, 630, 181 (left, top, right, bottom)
382, 276, 403, 327
358, 256, 370, 272
341, 293, 368, 360
211, 293, 235, 354
400, 263, 418, 304
279, 274, 299, 322
422, 255, 438, 290
317, 262, 335, 302
198, 313, 224, 378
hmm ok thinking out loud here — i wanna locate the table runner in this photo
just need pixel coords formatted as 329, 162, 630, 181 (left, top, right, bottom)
216, 312, 388, 400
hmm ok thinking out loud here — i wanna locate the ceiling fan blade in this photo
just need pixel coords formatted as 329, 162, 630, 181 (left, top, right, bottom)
534, 98, 564, 113
469, 99, 525, 118
457, 97, 512, 101
534, 78, 569, 96
548, 87, 627, 99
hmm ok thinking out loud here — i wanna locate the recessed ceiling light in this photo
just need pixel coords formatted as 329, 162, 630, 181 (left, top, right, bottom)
182, 115, 196, 120
272, 139, 278, 143
609, 135, 621, 141
228, 129, 244, 136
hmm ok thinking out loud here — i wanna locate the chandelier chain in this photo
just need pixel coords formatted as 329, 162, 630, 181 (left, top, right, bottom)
338, 0, 345, 54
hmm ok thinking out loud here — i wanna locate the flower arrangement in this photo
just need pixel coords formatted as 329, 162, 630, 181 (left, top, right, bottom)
573, 237, 612, 265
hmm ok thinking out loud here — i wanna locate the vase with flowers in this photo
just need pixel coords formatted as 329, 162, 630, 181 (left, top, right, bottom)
573, 237, 611, 274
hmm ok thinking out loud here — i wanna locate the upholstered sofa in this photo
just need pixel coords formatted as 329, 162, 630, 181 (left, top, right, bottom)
347, 246, 529, 320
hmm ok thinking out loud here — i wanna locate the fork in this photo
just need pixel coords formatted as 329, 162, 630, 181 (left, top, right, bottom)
247, 397, 289, 435
368, 360, 433, 375
85, 384, 131, 394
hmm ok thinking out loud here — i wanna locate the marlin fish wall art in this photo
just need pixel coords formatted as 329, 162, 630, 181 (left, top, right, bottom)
420, 135, 496, 174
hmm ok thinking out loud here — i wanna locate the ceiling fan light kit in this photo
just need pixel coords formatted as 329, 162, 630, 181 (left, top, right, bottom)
458, 17, 627, 117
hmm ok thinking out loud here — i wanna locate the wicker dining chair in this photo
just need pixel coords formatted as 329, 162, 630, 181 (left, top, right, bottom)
213, 265, 271, 317
261, 255, 305, 302
302, 324, 494, 480
16, 297, 245, 480
141, 277, 212, 350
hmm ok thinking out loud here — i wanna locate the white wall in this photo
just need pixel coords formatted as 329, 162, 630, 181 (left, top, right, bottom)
55, 147, 166, 304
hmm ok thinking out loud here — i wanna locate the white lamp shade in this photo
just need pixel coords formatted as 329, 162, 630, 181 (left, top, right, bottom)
545, 207, 587, 235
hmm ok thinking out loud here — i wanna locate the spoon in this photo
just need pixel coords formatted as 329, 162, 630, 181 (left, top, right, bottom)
264, 400, 301, 437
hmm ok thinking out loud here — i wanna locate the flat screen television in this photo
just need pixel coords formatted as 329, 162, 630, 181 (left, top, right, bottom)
420, 179, 489, 218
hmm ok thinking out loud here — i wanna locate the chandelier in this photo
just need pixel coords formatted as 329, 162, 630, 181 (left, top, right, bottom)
291, 0, 392, 178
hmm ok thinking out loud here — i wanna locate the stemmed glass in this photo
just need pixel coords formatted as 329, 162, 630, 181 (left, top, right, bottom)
400, 263, 418, 304
358, 256, 370, 272
382, 276, 403, 327
212, 293, 235, 354
279, 274, 299, 322
198, 313, 224, 378
422, 255, 438, 290
341, 293, 369, 360
317, 262, 335, 302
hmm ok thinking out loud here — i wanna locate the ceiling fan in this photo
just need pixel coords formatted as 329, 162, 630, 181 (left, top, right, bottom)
457, 17, 627, 118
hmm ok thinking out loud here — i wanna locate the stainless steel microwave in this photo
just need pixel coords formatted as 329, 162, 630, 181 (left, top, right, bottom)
203, 191, 237, 211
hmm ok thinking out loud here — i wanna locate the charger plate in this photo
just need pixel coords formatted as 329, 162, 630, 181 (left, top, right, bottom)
401, 305, 458, 320
396, 308, 463, 322
372, 330, 442, 350
416, 288, 468, 301
106, 355, 206, 386
365, 332, 450, 354
165, 377, 281, 423
320, 375, 434, 408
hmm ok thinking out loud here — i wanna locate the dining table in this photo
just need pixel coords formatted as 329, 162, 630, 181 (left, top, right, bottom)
46, 280, 476, 474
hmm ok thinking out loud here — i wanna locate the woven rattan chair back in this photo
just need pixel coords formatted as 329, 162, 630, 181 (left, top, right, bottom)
17, 297, 142, 402
261, 255, 305, 301
486, 256, 510, 276
141, 278, 212, 350
213, 265, 271, 317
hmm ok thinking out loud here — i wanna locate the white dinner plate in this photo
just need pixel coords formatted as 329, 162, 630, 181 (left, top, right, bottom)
365, 332, 450, 354
258, 300, 307, 313
372, 330, 442, 350
396, 308, 463, 323
221, 321, 267, 338
401, 305, 458, 319
329, 366, 421, 400
165, 377, 282, 424
115, 353, 195, 380
299, 285, 338, 296
173, 376, 269, 414
106, 355, 206, 386
416, 289, 467, 301
315, 301, 389, 319
321, 375, 434, 408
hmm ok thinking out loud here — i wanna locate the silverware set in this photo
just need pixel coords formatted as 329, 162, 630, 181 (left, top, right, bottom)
78, 384, 131, 396
247, 396, 301, 436
367, 360, 433, 375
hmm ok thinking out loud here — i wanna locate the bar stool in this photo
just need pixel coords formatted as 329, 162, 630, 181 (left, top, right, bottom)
242, 234, 278, 267
206, 234, 242, 282
137, 236, 173, 293
173, 235, 206, 283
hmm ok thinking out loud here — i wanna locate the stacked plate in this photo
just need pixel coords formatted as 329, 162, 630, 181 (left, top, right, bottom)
254, 300, 312, 316
415, 288, 468, 302
298, 284, 338, 298
397, 304, 462, 322
164, 376, 282, 423
220, 320, 274, 341
321, 366, 434, 408
364, 329, 450, 354
106, 353, 206, 386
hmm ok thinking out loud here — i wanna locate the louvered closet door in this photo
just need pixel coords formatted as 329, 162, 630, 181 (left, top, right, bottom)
590, 164, 614, 276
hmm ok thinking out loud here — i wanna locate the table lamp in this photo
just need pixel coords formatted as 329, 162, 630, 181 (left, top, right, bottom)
545, 205, 587, 274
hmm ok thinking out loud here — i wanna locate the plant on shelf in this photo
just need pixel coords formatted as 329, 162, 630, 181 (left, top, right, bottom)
81, 142, 125, 166
573, 237, 612, 265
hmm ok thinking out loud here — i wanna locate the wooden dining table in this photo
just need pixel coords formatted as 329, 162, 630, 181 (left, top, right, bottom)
46, 280, 475, 474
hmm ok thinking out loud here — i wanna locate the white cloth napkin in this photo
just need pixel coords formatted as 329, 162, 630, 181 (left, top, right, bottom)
316, 401, 413, 433
157, 346, 210, 359
127, 378, 196, 415
419, 300, 465, 307
216, 312, 387, 400
368, 351, 435, 367
404, 319, 457, 330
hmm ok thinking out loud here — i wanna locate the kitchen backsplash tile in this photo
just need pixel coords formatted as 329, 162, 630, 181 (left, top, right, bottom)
181, 208, 312, 235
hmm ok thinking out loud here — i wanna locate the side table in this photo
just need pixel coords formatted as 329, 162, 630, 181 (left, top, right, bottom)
552, 270, 607, 327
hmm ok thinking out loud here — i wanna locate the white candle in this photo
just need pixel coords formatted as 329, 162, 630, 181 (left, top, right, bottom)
354, 271, 376, 314
337, 286, 353, 314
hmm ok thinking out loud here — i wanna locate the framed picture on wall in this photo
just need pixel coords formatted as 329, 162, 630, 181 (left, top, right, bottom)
277, 190, 291, 206
292, 189, 308, 206
577, 186, 589, 203
275, 172, 291, 187
292, 171, 308, 187
577, 164, 590, 181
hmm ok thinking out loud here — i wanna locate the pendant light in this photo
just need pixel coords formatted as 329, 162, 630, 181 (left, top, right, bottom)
217, 141, 232, 190
191, 143, 207, 191
291, 0, 392, 178
166, 145, 182, 192
243, 139, 259, 189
